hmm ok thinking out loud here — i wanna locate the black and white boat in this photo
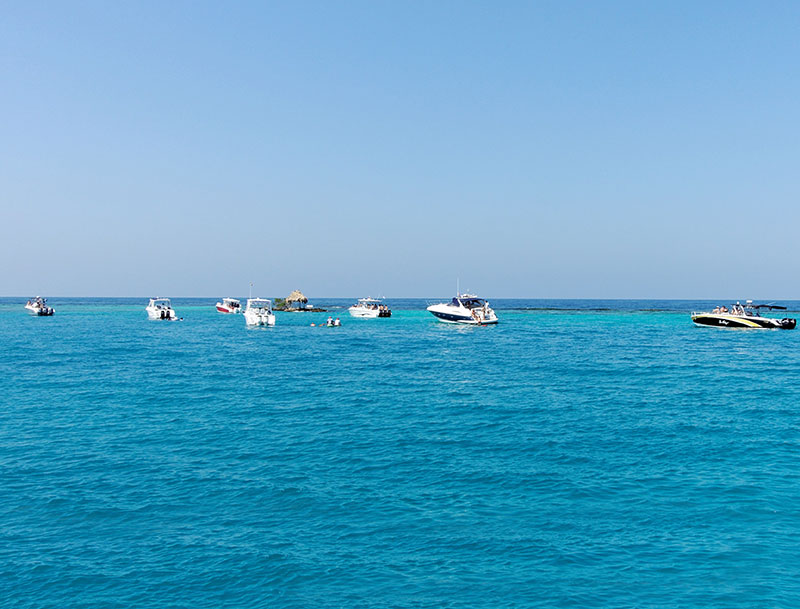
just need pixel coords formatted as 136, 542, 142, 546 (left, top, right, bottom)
691, 301, 796, 329
25, 296, 55, 316
427, 293, 498, 325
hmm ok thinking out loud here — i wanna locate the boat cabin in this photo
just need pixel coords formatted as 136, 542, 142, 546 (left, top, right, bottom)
454, 296, 487, 310
246, 298, 273, 311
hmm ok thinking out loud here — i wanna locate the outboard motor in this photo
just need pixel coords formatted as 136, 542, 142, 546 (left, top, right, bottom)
780, 318, 796, 329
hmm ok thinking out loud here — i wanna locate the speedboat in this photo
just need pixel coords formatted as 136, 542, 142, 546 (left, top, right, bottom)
25, 296, 54, 316
244, 298, 276, 326
146, 297, 177, 320
216, 297, 241, 314
348, 297, 391, 318
692, 301, 796, 329
427, 293, 498, 325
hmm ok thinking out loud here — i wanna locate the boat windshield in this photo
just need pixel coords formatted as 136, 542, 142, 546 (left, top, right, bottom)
460, 298, 486, 309
152, 299, 171, 307
224, 299, 240, 306
249, 299, 271, 308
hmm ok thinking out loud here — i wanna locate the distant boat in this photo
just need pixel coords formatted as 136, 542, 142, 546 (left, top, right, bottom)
25, 296, 54, 316
348, 297, 391, 318
216, 298, 241, 314
427, 293, 498, 325
692, 301, 795, 329
146, 297, 177, 320
244, 298, 276, 326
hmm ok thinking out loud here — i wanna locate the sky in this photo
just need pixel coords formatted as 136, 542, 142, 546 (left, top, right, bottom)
2, 1, 799, 298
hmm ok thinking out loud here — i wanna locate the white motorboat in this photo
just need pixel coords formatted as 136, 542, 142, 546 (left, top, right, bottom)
216, 297, 241, 314
427, 293, 498, 325
25, 296, 55, 316
348, 297, 391, 318
146, 297, 177, 320
244, 298, 276, 326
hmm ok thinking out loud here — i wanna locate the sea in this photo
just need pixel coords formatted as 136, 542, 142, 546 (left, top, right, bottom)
3, 298, 800, 608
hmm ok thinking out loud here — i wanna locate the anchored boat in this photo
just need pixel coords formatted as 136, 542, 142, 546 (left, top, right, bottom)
216, 297, 241, 314
244, 298, 276, 326
691, 301, 796, 329
348, 297, 391, 318
146, 297, 177, 320
427, 293, 498, 325
25, 297, 55, 316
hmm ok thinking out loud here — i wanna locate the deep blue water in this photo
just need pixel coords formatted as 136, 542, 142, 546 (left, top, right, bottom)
2, 298, 800, 608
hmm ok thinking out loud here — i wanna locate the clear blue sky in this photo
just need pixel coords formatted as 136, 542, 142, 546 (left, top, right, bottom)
3, 2, 799, 298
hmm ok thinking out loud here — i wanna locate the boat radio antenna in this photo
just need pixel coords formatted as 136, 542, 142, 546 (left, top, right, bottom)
249, 282, 253, 299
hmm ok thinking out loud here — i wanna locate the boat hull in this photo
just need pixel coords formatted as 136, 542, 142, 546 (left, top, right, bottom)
348, 307, 379, 318
25, 304, 54, 316
427, 307, 498, 325
692, 313, 796, 329
216, 305, 240, 314
244, 312, 276, 326
348, 307, 390, 318
25, 304, 56, 317
146, 308, 177, 320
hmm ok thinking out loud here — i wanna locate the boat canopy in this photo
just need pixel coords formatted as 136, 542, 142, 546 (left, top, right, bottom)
357, 297, 382, 304
248, 299, 272, 308
223, 298, 240, 305
150, 298, 171, 307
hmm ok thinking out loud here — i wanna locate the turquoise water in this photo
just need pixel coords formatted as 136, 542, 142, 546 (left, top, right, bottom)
3, 298, 800, 608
